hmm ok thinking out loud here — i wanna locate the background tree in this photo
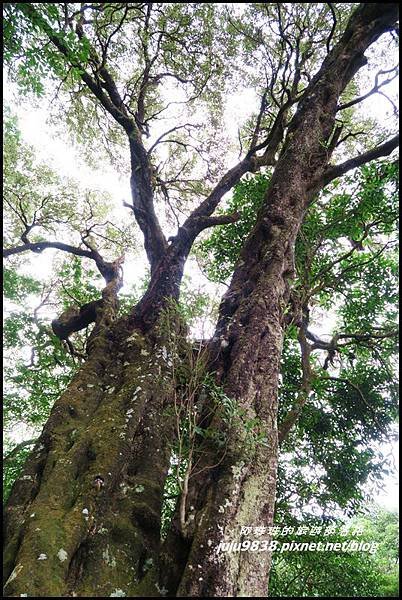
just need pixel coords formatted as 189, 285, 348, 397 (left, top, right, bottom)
3, 3, 399, 597
268, 506, 399, 597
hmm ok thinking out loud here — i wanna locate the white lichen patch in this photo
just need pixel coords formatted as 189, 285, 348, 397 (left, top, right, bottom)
30, 513, 35, 518
134, 484, 145, 493
126, 409, 134, 418
110, 589, 126, 597
57, 549, 68, 562
87, 384, 95, 388
218, 505, 225, 513
21, 475, 33, 481
231, 461, 245, 480
108, 387, 115, 394
120, 483, 129, 495
102, 546, 117, 568
133, 386, 142, 396
82, 508, 89, 515
125, 332, 138, 344
140, 349, 149, 356
37, 554, 47, 560
98, 526, 109, 534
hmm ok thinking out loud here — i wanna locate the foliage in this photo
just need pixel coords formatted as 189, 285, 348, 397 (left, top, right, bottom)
3, 443, 35, 504
197, 173, 267, 282
3, 2, 235, 181
3, 267, 42, 301
3, 106, 135, 260
3, 266, 76, 430
269, 506, 399, 597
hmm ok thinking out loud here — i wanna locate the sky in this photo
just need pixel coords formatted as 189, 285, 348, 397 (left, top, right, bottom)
3, 28, 399, 513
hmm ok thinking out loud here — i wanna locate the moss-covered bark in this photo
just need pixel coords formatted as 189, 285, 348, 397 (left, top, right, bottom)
3, 305, 184, 597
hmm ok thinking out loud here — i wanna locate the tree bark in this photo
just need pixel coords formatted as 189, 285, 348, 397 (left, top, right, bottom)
4, 302, 187, 597
3, 3, 398, 598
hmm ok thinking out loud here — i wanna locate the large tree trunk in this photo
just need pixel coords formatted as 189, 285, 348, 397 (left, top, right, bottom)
4, 303, 185, 597
3, 3, 398, 598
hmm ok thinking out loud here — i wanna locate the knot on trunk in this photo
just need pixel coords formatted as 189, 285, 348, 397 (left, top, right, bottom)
51, 300, 103, 340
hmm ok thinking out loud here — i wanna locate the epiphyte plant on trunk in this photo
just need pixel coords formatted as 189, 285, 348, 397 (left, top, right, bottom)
3, 3, 399, 597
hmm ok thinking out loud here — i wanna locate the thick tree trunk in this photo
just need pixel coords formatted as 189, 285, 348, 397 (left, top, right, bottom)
3, 3, 398, 598
4, 304, 187, 597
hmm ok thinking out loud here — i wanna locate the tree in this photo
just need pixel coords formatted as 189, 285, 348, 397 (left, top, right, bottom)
199, 163, 398, 515
3, 3, 399, 597
268, 506, 399, 597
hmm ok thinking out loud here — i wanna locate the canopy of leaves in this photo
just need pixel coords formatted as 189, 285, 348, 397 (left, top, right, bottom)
3, 2, 235, 187
5, 3, 396, 221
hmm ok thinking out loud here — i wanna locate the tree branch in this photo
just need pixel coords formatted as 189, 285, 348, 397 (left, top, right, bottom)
4, 439, 37, 463
321, 134, 399, 186
172, 158, 254, 250
147, 123, 200, 156
3, 241, 94, 259
325, 3, 337, 54
191, 212, 241, 232
20, 3, 167, 273
279, 324, 314, 444
338, 65, 398, 111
